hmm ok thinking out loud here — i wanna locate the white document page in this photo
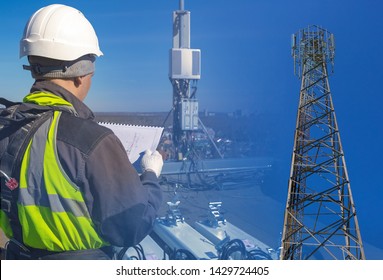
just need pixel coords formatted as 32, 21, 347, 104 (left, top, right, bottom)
99, 122, 164, 163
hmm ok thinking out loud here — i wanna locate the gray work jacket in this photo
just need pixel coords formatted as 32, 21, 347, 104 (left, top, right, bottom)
28, 80, 163, 248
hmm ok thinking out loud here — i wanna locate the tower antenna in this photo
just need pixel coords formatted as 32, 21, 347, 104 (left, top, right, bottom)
280, 25, 365, 260
169, 0, 201, 159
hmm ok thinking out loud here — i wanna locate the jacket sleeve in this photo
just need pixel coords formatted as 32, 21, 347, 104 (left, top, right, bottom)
83, 133, 163, 247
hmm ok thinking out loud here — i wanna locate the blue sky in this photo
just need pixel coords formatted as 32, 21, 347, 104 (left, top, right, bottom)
1, 0, 383, 259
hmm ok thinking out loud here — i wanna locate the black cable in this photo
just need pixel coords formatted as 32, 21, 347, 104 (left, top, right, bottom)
133, 244, 146, 260
162, 107, 173, 128
116, 247, 128, 260
246, 249, 273, 260
218, 239, 247, 260
116, 244, 146, 260
170, 248, 197, 260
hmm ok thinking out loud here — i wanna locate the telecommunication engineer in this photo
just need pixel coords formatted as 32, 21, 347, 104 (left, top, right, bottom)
0, 4, 163, 260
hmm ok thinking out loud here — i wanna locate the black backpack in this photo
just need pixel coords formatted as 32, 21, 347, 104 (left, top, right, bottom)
0, 97, 55, 241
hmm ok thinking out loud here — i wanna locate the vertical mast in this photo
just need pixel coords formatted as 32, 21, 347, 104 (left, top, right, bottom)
169, 0, 201, 159
281, 25, 365, 260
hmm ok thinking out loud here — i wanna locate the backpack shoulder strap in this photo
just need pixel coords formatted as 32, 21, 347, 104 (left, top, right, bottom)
1, 98, 54, 242
0, 97, 18, 107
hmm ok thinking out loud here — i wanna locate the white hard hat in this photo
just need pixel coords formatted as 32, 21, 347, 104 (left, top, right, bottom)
20, 4, 103, 61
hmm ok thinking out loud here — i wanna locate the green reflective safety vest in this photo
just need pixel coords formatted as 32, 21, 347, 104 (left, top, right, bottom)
1, 92, 109, 251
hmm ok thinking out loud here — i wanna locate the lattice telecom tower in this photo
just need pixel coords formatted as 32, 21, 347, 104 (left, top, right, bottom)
280, 25, 365, 260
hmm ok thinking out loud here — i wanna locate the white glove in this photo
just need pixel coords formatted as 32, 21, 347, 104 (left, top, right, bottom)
141, 149, 164, 177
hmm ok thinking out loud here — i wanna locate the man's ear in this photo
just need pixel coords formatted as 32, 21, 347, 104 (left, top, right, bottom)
73, 76, 82, 88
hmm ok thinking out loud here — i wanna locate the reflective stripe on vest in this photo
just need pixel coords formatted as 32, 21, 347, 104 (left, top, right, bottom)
0, 210, 13, 238
17, 109, 108, 251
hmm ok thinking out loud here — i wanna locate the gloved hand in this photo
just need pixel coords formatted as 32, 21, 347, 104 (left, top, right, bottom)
141, 149, 164, 177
